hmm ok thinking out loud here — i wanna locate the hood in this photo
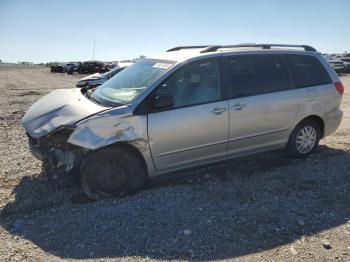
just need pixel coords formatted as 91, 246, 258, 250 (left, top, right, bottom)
22, 88, 108, 138
79, 73, 103, 81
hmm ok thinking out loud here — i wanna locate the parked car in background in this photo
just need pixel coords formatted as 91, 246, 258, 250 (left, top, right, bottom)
76, 66, 127, 89
51, 62, 79, 73
340, 57, 350, 73
66, 62, 79, 74
77, 61, 110, 74
323, 54, 346, 73
22, 43, 344, 200
50, 64, 67, 73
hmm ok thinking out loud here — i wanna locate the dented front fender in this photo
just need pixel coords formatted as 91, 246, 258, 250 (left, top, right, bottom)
67, 107, 157, 177
68, 114, 147, 150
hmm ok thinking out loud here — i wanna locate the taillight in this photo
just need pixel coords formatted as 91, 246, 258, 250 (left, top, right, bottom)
335, 82, 344, 95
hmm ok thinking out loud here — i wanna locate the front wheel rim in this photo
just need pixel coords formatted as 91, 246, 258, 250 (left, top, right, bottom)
81, 157, 129, 199
296, 125, 317, 154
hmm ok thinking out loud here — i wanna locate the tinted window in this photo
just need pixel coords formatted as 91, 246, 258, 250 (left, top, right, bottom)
285, 55, 332, 88
227, 55, 289, 98
156, 59, 221, 108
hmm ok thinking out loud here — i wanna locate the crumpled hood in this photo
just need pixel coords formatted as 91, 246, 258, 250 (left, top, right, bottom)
79, 73, 103, 81
22, 88, 108, 138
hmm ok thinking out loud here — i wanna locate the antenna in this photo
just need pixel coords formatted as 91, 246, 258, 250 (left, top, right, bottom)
92, 40, 95, 61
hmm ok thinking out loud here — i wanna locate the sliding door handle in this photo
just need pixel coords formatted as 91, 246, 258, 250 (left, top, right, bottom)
211, 107, 227, 115
230, 103, 246, 111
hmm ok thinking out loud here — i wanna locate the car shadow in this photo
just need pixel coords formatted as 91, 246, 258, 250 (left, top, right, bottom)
1, 145, 350, 260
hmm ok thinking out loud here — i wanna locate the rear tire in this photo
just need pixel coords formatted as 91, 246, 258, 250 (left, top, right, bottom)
80, 147, 147, 200
287, 119, 321, 158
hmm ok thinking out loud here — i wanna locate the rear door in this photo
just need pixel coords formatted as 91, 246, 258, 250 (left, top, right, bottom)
148, 58, 229, 172
224, 54, 301, 155
284, 54, 334, 103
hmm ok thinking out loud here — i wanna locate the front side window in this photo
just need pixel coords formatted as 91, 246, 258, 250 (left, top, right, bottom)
285, 55, 332, 88
227, 55, 289, 98
93, 59, 175, 105
156, 59, 221, 108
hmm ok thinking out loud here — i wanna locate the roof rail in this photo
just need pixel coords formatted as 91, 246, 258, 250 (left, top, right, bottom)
167, 45, 211, 52
200, 44, 317, 53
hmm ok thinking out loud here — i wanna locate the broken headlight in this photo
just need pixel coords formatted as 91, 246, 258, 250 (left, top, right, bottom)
33, 127, 75, 150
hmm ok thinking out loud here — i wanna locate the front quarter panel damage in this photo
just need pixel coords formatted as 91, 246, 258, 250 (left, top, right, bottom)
68, 113, 147, 150
68, 111, 155, 175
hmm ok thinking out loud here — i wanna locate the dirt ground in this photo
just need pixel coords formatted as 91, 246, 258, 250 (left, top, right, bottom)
0, 68, 349, 262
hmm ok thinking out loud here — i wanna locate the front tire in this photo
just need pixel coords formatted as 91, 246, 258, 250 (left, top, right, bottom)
80, 147, 147, 200
287, 119, 321, 158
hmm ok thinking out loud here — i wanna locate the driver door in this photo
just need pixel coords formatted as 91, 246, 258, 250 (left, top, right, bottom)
147, 58, 229, 172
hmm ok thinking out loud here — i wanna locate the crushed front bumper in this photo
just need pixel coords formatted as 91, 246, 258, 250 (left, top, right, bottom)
26, 129, 84, 178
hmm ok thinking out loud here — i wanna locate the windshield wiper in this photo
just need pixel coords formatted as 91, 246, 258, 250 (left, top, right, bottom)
120, 87, 145, 90
84, 89, 102, 105
90, 92, 122, 107
90, 95, 103, 105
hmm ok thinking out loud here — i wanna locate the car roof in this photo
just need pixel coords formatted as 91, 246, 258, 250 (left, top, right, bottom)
149, 44, 319, 63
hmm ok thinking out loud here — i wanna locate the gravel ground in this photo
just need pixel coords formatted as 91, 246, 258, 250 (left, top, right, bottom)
0, 68, 350, 262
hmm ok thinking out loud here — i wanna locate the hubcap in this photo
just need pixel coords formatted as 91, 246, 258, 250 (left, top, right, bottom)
296, 125, 317, 154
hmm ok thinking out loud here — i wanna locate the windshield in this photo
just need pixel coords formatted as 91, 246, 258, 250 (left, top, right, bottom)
101, 66, 122, 77
92, 58, 175, 105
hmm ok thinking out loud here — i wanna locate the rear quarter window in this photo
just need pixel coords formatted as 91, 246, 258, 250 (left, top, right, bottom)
285, 55, 332, 88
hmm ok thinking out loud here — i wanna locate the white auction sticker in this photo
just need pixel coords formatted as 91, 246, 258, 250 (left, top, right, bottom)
153, 63, 172, 69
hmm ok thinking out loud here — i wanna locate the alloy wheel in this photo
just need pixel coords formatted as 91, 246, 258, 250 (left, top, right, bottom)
296, 125, 317, 154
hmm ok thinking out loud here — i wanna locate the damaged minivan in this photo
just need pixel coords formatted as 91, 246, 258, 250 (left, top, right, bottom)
22, 44, 344, 199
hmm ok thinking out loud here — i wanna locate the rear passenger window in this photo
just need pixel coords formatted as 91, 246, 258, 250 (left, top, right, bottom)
227, 55, 289, 98
285, 55, 332, 88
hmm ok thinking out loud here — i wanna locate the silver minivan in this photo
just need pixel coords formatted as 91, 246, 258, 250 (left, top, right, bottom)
22, 44, 344, 199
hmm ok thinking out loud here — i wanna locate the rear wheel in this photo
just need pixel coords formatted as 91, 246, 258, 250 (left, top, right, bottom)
287, 119, 321, 158
80, 147, 146, 200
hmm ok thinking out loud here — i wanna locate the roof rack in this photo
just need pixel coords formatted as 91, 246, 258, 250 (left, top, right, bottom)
200, 44, 317, 53
167, 46, 211, 52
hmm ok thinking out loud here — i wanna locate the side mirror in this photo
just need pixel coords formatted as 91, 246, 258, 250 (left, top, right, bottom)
154, 94, 174, 109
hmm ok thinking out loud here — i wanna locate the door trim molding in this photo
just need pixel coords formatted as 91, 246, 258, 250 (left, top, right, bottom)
156, 139, 228, 157
229, 127, 289, 142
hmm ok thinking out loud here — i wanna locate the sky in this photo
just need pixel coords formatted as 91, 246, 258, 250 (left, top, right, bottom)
0, 0, 349, 63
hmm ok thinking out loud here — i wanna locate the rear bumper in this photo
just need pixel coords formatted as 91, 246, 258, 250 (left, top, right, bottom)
323, 109, 343, 137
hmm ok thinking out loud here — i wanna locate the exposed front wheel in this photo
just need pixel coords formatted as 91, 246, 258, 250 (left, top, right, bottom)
287, 119, 321, 158
80, 147, 147, 200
